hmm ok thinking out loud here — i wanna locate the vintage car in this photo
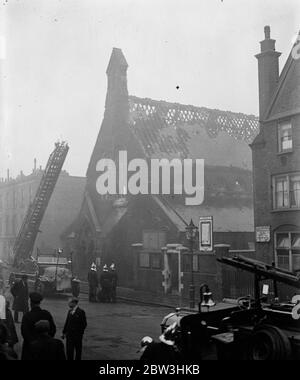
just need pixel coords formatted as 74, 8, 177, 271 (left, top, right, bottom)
159, 256, 300, 360
9, 255, 80, 297
34, 255, 77, 296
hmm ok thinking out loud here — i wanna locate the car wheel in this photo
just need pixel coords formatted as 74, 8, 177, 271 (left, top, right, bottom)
247, 324, 292, 360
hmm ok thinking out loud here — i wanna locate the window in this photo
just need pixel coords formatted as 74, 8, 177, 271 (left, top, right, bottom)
143, 231, 166, 250
5, 215, 9, 235
182, 254, 191, 272
275, 232, 300, 271
273, 173, 300, 209
278, 122, 292, 152
182, 254, 198, 272
274, 176, 288, 208
5, 193, 9, 209
292, 233, 300, 271
290, 175, 300, 208
12, 215, 17, 236
151, 253, 162, 269
139, 252, 150, 268
12, 190, 17, 209
20, 188, 25, 207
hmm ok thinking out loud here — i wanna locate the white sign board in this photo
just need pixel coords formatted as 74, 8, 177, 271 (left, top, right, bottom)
199, 216, 213, 251
256, 226, 270, 242
37, 256, 68, 265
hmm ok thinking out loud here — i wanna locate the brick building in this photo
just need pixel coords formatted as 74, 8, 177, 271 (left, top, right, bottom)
251, 26, 300, 273
0, 165, 86, 262
63, 48, 259, 298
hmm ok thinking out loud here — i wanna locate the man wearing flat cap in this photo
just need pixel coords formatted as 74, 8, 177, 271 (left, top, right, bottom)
21, 292, 56, 360
28, 320, 66, 360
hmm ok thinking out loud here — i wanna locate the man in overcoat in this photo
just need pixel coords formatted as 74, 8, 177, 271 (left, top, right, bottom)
62, 297, 87, 360
21, 292, 56, 360
11, 274, 29, 323
99, 265, 112, 302
87, 263, 98, 302
109, 264, 118, 303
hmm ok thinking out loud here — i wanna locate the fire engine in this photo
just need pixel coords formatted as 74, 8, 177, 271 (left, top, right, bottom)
161, 255, 300, 360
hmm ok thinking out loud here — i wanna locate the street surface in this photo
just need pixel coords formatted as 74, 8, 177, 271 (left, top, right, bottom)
12, 295, 171, 360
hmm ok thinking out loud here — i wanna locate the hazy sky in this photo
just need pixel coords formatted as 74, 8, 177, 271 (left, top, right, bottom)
0, 0, 299, 178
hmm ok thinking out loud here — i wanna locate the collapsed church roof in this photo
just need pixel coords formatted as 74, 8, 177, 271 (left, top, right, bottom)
80, 47, 259, 237
128, 95, 259, 169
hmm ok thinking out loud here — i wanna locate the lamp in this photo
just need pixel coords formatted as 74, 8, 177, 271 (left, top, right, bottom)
185, 219, 198, 309
185, 219, 198, 241
199, 283, 215, 312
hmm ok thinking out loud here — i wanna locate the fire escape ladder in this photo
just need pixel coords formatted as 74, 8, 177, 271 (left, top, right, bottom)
12, 142, 69, 266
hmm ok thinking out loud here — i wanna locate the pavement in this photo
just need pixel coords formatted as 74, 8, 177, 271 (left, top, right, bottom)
80, 281, 237, 314
1, 265, 235, 313
12, 298, 172, 360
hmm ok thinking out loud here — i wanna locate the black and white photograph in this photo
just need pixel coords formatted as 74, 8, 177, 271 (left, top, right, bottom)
0, 0, 299, 365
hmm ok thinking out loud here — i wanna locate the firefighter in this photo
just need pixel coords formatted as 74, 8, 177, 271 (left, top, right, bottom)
87, 263, 98, 302
99, 265, 112, 302
109, 263, 118, 303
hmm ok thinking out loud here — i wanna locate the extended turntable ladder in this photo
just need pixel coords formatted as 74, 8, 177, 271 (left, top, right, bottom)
13, 142, 69, 267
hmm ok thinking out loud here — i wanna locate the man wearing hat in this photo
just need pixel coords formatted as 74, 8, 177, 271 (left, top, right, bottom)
137, 336, 153, 358
21, 292, 56, 360
62, 297, 87, 360
87, 263, 98, 302
11, 274, 29, 323
28, 320, 66, 360
109, 263, 118, 303
99, 265, 112, 302
140, 323, 183, 362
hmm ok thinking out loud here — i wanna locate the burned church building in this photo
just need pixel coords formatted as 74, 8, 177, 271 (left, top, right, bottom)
63, 48, 259, 297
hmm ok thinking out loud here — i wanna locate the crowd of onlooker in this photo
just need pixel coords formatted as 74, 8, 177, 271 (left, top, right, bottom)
0, 274, 87, 360
0, 265, 183, 362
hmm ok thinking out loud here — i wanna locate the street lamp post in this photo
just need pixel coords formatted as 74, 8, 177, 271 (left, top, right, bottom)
185, 219, 198, 309
69, 251, 73, 278
67, 232, 76, 277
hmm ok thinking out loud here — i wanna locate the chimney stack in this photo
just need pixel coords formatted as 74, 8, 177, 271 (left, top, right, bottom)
255, 26, 281, 120
34, 158, 37, 172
